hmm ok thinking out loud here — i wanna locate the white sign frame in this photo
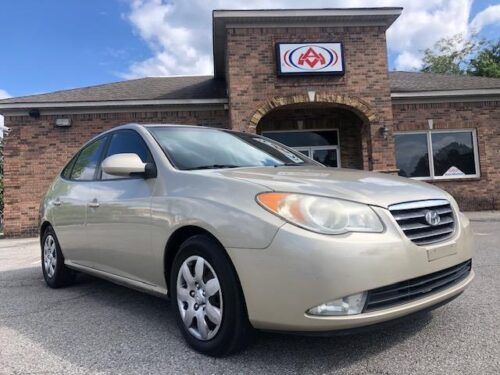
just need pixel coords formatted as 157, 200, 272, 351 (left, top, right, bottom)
276, 42, 345, 76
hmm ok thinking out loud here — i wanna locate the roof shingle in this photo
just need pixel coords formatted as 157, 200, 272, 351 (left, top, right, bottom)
389, 71, 500, 92
0, 76, 227, 104
0, 72, 499, 107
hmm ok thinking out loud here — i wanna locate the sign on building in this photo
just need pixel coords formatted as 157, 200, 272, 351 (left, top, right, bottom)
276, 43, 344, 76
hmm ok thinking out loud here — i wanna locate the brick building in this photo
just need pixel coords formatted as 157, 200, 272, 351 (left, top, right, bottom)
0, 8, 499, 237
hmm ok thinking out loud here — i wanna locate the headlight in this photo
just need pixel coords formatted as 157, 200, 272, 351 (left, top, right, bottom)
256, 192, 383, 235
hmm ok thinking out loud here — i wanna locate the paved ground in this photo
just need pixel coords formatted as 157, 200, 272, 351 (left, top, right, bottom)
0, 222, 499, 375
465, 211, 500, 222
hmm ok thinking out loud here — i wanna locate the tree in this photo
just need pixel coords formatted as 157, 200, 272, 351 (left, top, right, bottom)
468, 41, 500, 78
421, 34, 480, 75
420, 33, 500, 78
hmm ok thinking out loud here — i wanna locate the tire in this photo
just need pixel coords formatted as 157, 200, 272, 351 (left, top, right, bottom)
41, 226, 76, 288
170, 234, 253, 356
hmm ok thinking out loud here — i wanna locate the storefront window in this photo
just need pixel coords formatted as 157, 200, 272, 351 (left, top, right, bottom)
394, 133, 430, 178
431, 131, 477, 177
395, 130, 479, 180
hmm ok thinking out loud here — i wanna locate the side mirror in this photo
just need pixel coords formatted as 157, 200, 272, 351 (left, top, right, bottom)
101, 153, 156, 178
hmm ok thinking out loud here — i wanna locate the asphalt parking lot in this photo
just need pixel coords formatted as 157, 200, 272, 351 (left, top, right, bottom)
0, 221, 499, 375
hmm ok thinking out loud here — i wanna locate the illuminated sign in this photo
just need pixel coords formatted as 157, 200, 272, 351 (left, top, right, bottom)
276, 43, 344, 76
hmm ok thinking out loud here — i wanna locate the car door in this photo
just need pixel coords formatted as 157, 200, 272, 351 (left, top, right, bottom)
51, 136, 108, 263
85, 129, 156, 283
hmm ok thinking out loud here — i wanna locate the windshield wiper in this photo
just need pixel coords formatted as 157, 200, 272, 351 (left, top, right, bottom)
185, 164, 241, 170
274, 162, 304, 167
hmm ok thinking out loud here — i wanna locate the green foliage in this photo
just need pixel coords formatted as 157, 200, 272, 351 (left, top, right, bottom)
421, 33, 499, 78
421, 34, 480, 75
468, 41, 500, 78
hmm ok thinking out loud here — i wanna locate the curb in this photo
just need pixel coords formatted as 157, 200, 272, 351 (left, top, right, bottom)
464, 211, 500, 222
467, 217, 500, 222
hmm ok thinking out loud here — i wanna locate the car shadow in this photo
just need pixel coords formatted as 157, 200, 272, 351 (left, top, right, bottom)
0, 265, 434, 373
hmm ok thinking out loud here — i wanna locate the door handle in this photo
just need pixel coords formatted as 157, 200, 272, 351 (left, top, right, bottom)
88, 199, 100, 208
53, 198, 61, 206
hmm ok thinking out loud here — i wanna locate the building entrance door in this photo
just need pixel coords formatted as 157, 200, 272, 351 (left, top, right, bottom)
262, 129, 340, 168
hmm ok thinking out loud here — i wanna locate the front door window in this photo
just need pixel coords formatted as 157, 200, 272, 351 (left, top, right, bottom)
263, 130, 340, 168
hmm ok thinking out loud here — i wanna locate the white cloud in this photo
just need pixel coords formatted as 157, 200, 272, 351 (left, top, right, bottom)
124, 0, 497, 76
0, 89, 11, 135
388, 0, 474, 70
394, 51, 423, 71
470, 4, 500, 32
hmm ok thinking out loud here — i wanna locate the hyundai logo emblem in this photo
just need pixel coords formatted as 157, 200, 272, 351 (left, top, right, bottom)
425, 210, 441, 226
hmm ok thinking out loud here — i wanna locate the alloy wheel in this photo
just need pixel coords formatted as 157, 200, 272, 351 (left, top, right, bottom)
43, 234, 57, 278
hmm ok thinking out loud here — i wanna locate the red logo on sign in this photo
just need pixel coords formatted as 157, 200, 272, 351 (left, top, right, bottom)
297, 47, 326, 68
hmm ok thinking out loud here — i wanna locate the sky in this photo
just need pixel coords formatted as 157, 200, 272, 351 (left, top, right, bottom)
0, 0, 498, 113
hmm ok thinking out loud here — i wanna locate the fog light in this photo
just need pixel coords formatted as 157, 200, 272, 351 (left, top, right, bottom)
307, 292, 367, 316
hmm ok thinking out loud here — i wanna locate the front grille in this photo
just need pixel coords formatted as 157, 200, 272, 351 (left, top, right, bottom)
364, 260, 471, 312
389, 199, 455, 245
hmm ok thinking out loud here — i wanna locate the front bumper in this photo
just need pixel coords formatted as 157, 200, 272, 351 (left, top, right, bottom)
227, 207, 474, 331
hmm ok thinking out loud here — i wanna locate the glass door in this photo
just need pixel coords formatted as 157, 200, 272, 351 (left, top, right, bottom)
295, 147, 311, 157
310, 146, 339, 168
263, 129, 341, 168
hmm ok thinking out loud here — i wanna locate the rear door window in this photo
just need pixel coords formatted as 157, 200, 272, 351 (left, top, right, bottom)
70, 137, 107, 181
61, 155, 77, 179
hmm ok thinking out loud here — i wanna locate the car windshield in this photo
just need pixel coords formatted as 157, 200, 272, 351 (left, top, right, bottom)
148, 127, 314, 170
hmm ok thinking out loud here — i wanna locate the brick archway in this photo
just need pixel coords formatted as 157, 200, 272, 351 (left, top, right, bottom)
249, 93, 378, 132
248, 93, 380, 171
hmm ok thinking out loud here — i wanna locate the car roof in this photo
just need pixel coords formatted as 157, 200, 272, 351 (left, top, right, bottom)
88, 123, 246, 145
98, 123, 215, 134
138, 123, 245, 134
140, 123, 204, 129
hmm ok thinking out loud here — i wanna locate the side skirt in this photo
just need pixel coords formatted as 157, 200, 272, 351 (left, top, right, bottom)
65, 260, 169, 299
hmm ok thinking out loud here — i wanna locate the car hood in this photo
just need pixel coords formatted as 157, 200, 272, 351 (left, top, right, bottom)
216, 166, 449, 208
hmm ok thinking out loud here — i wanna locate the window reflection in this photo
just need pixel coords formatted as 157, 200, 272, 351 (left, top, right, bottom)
395, 130, 478, 179
71, 138, 107, 180
312, 149, 338, 168
432, 132, 476, 176
395, 133, 430, 178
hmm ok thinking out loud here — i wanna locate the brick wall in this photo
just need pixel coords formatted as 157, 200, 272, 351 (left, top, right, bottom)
3, 109, 228, 236
225, 25, 396, 172
392, 100, 500, 210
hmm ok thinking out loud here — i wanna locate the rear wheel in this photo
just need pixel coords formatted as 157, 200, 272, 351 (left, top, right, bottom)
41, 226, 76, 288
170, 234, 252, 356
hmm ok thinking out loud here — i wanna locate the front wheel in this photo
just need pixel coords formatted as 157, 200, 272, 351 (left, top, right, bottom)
170, 234, 252, 356
41, 226, 76, 288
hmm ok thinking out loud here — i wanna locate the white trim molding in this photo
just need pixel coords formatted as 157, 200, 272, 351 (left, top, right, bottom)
213, 8, 403, 19
391, 89, 500, 99
0, 98, 229, 111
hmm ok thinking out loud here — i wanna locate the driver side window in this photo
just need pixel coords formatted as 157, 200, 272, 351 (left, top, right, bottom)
100, 130, 153, 180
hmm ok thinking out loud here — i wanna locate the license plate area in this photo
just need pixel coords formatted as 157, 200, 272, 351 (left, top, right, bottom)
427, 243, 457, 261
